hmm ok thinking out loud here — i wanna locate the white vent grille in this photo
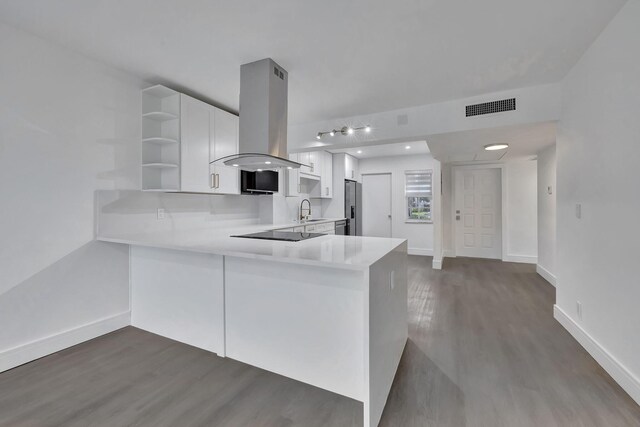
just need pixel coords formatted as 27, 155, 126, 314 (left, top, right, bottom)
466, 98, 516, 117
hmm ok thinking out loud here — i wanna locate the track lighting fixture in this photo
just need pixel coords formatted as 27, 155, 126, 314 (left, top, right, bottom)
316, 125, 371, 140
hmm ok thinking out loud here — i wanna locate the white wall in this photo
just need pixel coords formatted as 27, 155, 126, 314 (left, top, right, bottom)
537, 144, 556, 285
0, 23, 141, 368
358, 154, 435, 255
289, 83, 562, 151
505, 160, 538, 263
556, 0, 640, 404
97, 190, 261, 236
442, 160, 538, 263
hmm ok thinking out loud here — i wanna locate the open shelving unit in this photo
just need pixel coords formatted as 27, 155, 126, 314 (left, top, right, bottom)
141, 85, 181, 191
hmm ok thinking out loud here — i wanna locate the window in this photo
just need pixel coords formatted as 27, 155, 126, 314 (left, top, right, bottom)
405, 170, 432, 222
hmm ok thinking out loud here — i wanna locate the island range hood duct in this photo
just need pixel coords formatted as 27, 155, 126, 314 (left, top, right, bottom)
211, 58, 304, 171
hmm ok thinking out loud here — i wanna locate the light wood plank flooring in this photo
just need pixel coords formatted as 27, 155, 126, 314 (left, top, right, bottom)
1, 256, 639, 426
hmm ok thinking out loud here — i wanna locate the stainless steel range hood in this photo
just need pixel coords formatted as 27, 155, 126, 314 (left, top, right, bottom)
211, 58, 304, 171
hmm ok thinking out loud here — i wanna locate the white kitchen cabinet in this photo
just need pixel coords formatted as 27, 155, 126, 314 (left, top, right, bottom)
321, 151, 333, 198
345, 153, 359, 182
144, 86, 239, 194
180, 95, 213, 193
210, 108, 240, 195
285, 153, 301, 197
287, 150, 333, 198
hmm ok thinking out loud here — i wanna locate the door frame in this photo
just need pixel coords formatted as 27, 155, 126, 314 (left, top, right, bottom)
361, 172, 393, 238
451, 164, 507, 261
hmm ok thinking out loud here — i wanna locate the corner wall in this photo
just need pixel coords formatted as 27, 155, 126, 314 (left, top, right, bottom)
537, 144, 556, 285
0, 23, 141, 370
556, 0, 640, 404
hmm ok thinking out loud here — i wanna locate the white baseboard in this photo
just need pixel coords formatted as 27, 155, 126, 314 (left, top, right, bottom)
432, 258, 443, 270
536, 264, 556, 287
0, 311, 130, 373
408, 248, 433, 256
503, 254, 537, 264
554, 305, 640, 406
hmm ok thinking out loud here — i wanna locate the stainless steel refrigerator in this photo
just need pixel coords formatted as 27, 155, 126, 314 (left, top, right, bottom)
344, 180, 362, 236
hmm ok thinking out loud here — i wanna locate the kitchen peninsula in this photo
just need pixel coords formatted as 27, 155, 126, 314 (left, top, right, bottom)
97, 222, 408, 427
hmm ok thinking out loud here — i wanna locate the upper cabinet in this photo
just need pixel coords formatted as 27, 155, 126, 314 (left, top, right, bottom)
141, 86, 181, 192
211, 108, 240, 195
142, 85, 239, 195
320, 151, 333, 198
344, 153, 359, 182
285, 150, 333, 199
285, 153, 301, 197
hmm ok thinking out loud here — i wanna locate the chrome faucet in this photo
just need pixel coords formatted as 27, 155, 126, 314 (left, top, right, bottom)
300, 199, 311, 222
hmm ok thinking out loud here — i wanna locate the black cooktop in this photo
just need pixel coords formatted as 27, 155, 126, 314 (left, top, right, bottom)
232, 231, 325, 242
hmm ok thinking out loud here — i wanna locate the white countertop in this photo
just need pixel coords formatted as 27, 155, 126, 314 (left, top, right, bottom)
97, 221, 406, 271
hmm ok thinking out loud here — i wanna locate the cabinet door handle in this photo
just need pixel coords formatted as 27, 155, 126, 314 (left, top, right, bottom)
215, 174, 220, 189
351, 170, 354, 179
210, 173, 215, 188
325, 187, 329, 196
298, 183, 301, 193
310, 162, 314, 172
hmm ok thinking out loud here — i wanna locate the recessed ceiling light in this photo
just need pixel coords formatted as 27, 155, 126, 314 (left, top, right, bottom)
484, 143, 509, 151
357, 150, 362, 154
256, 169, 263, 172
287, 166, 293, 170
364, 125, 371, 133
232, 164, 239, 167
405, 145, 411, 150
265, 161, 272, 164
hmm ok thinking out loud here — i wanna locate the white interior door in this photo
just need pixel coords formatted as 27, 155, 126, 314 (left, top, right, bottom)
362, 173, 392, 238
454, 168, 502, 259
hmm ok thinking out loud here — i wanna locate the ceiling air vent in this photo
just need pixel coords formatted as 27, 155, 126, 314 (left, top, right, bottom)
466, 98, 516, 117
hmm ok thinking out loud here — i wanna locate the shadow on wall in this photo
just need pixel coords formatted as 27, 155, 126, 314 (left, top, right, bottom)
0, 241, 129, 352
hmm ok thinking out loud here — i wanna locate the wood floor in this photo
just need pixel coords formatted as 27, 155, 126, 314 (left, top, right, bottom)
1, 256, 639, 426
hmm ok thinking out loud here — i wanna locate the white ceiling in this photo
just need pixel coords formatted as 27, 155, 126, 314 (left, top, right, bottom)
427, 122, 556, 163
0, 0, 626, 124
329, 141, 429, 160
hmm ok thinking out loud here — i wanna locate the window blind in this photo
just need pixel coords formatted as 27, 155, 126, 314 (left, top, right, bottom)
405, 171, 432, 197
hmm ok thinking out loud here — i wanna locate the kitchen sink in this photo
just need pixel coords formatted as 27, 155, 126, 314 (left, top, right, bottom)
302, 218, 327, 223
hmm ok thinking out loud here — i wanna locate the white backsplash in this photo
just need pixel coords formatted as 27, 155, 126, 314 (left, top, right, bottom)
96, 190, 262, 236
96, 188, 325, 236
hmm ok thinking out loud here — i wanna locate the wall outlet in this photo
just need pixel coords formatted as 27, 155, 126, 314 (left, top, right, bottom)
576, 301, 583, 320
157, 208, 165, 220
575, 203, 582, 219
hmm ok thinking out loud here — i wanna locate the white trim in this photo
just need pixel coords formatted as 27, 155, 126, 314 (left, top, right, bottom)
503, 254, 537, 264
408, 248, 433, 256
451, 164, 507, 260
536, 264, 556, 287
0, 312, 130, 373
432, 258, 443, 270
443, 249, 455, 258
554, 305, 640, 406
